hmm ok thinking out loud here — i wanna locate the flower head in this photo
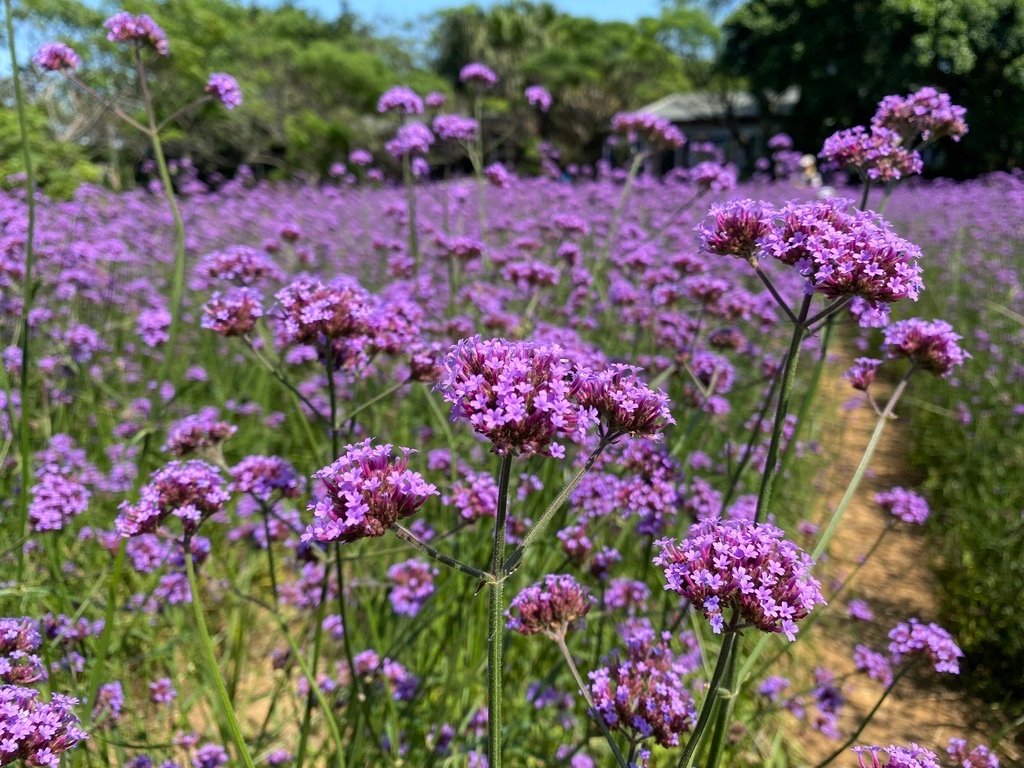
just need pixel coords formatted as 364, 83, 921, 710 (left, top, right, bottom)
377, 85, 424, 115
0, 686, 88, 766
116, 460, 230, 538
436, 336, 595, 457
385, 123, 435, 158
576, 364, 674, 440
854, 744, 941, 768
230, 455, 300, 502
946, 738, 1000, 768
275, 277, 370, 346
459, 62, 498, 88
654, 520, 826, 639
304, 439, 437, 544
845, 357, 882, 391
201, 289, 263, 337
887, 618, 962, 674
525, 85, 552, 112
696, 199, 774, 262
507, 574, 593, 637
205, 73, 242, 110
103, 12, 169, 55
882, 318, 968, 376
433, 114, 478, 142
873, 87, 968, 143
820, 125, 923, 182
387, 559, 438, 617
874, 487, 929, 525
164, 410, 236, 457
611, 111, 686, 150
33, 42, 80, 71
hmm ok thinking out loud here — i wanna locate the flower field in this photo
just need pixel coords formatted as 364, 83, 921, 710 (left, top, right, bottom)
2, 12, 1022, 768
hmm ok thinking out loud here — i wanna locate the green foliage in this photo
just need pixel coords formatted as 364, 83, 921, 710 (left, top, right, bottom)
720, 0, 1024, 176
0, 104, 102, 197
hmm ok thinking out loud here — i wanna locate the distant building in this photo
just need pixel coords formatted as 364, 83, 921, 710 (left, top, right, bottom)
638, 87, 800, 172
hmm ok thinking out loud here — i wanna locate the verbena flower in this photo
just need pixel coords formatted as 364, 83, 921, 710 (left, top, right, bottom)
872, 86, 968, 143
853, 644, 894, 685
148, 677, 176, 705
436, 336, 595, 457
689, 161, 738, 193
91, 681, 123, 726
433, 114, 478, 142
0, 686, 88, 766
164, 410, 236, 457
853, 744, 941, 768
103, 12, 169, 55
611, 112, 686, 150
387, 559, 437, 617
819, 125, 923, 182
193, 742, 229, 768
654, 520, 825, 639
887, 618, 963, 674
874, 487, 930, 525
882, 318, 968, 376
589, 626, 697, 748
230, 455, 300, 502
385, 123, 435, 158
524, 85, 552, 112
201, 289, 263, 337
696, 199, 774, 263
425, 91, 447, 109
946, 738, 1000, 768
761, 199, 924, 304
506, 574, 593, 637
845, 357, 882, 391
275, 277, 370, 346
576, 363, 674, 440
377, 85, 424, 115
205, 73, 242, 110
28, 471, 90, 533
304, 439, 437, 544
459, 62, 498, 88
32, 42, 80, 71
116, 460, 230, 538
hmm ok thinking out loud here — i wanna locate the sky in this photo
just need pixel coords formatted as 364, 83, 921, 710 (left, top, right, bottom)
268, 0, 664, 28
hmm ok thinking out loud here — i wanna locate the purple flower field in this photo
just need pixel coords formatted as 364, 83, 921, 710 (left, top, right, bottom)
2, 14, 1022, 768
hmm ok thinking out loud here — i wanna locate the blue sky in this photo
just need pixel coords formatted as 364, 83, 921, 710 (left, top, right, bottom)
267, 0, 663, 27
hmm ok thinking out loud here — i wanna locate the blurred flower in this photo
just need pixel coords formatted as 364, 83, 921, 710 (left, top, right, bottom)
507, 574, 593, 637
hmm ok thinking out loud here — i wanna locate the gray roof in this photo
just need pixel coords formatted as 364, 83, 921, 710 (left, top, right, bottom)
640, 87, 800, 123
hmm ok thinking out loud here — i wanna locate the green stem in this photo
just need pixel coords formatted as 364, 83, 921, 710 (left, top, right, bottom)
403, 153, 420, 274
719, 371, 782, 513
184, 547, 257, 768
5, 0, 37, 582
296, 569, 332, 768
342, 377, 408, 426
677, 630, 739, 768
390, 523, 490, 580
325, 348, 340, 457
553, 635, 629, 768
754, 294, 812, 524
502, 439, 609, 576
487, 453, 514, 768
705, 634, 742, 768
812, 366, 914, 560
858, 178, 872, 211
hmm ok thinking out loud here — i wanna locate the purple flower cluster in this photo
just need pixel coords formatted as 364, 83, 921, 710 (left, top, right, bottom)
230, 455, 300, 502
589, 626, 697, 748
854, 744, 941, 768
506, 574, 593, 637
762, 199, 924, 303
611, 112, 686, 150
0, 686, 88, 766
28, 471, 90, 533
576, 364, 674, 440
274, 276, 370, 346
0, 619, 45, 685
385, 123, 435, 158
202, 289, 263, 337
305, 439, 437, 544
32, 42, 80, 72
116, 460, 230, 538
883, 318, 968, 377
819, 125, 923, 182
164, 410, 236, 457
377, 86, 424, 115
654, 520, 826, 639
197, 245, 281, 286
433, 114, 478, 142
447, 468, 499, 522
696, 199, 774, 262
387, 559, 437, 617
946, 738, 1000, 768
874, 487, 930, 525
437, 336, 594, 457
524, 85, 552, 112
853, 644, 894, 685
887, 618, 963, 674
459, 62, 498, 88
845, 357, 882, 391
103, 12, 169, 55
205, 73, 243, 110
873, 86, 969, 143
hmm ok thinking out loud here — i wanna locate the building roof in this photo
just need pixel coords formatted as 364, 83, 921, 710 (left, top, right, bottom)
640, 87, 800, 123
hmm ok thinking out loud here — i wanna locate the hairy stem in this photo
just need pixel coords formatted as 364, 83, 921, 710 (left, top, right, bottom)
677, 630, 739, 768
487, 453, 514, 768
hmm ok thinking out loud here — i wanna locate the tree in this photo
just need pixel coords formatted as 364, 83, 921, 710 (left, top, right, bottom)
720, 0, 1024, 176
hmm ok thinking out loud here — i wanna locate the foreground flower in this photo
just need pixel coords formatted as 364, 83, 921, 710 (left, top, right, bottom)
205, 73, 243, 110
887, 619, 963, 674
853, 744, 941, 768
654, 520, 826, 639
275, 277, 370, 346
696, 199, 774, 263
103, 12, 169, 55
507, 574, 593, 637
32, 42, 80, 72
882, 318, 968, 376
304, 439, 438, 544
201, 289, 263, 337
576, 364, 674, 440
0, 685, 88, 766
437, 336, 594, 457
589, 626, 697, 748
116, 461, 230, 538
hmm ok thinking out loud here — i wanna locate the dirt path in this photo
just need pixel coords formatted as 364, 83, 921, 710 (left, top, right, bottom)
785, 350, 1008, 764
